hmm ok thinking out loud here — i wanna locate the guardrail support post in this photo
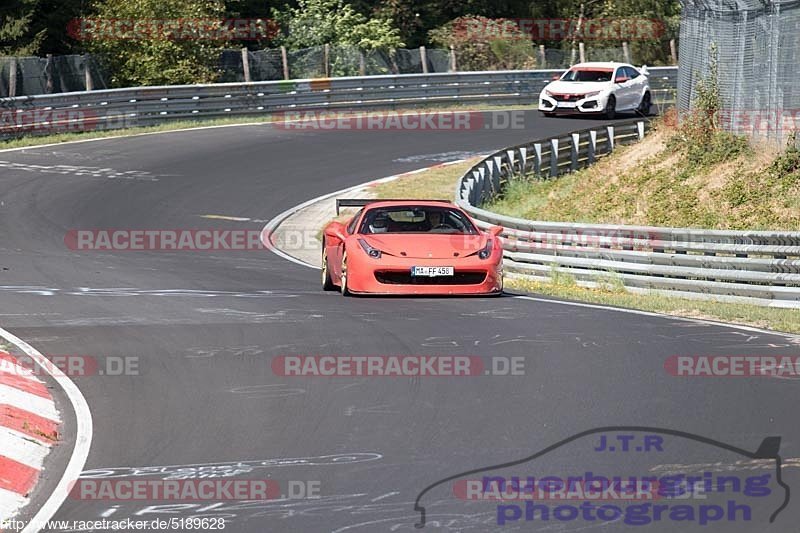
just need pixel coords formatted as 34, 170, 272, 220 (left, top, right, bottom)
533, 143, 542, 176
483, 161, 494, 201
9, 58, 17, 97
588, 130, 597, 164
519, 147, 528, 174
45, 54, 54, 93
570, 133, 580, 171
83, 55, 93, 91
606, 126, 615, 153
470, 170, 481, 206
506, 150, 516, 176
281, 46, 290, 80
419, 46, 429, 74
550, 138, 559, 178
241, 48, 252, 83
493, 156, 504, 192
476, 167, 486, 205
636, 121, 645, 140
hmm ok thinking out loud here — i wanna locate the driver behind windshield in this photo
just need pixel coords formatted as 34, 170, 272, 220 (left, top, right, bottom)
427, 210, 444, 231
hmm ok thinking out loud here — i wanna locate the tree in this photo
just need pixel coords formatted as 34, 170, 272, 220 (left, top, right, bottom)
597, 0, 681, 65
272, 0, 404, 50
429, 16, 537, 71
0, 0, 44, 55
82, 0, 229, 87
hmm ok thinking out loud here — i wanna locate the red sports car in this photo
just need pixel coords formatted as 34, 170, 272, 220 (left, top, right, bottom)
321, 199, 504, 296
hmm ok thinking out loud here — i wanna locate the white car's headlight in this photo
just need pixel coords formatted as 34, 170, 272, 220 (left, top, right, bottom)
544, 89, 554, 97
584, 91, 601, 98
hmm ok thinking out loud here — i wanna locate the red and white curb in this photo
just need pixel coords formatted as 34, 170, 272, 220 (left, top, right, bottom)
0, 351, 60, 521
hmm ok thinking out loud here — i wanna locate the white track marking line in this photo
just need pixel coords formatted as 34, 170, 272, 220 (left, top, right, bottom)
0, 488, 27, 520
0, 384, 59, 421
0, 327, 93, 533
0, 108, 512, 154
0, 426, 52, 468
511, 295, 800, 340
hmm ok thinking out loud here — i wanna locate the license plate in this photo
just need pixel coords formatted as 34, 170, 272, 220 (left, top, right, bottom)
411, 266, 454, 277
557, 102, 577, 108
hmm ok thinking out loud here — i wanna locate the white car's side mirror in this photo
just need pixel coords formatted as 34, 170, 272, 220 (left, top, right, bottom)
640, 65, 650, 76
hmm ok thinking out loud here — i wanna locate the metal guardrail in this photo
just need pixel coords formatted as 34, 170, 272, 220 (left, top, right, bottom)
0, 68, 677, 140
455, 120, 800, 308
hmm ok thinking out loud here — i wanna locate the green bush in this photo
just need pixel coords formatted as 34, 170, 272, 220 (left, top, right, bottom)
85, 0, 226, 87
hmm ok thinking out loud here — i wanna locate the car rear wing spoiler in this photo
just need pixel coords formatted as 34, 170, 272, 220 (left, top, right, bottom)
335, 198, 451, 215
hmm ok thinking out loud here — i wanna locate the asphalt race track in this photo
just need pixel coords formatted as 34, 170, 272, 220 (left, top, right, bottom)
2, 111, 799, 532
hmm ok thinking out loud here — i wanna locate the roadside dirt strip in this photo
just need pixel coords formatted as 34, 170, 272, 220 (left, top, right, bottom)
0, 351, 60, 521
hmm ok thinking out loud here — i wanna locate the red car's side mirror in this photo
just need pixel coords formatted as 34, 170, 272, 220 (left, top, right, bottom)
325, 221, 347, 242
489, 225, 504, 237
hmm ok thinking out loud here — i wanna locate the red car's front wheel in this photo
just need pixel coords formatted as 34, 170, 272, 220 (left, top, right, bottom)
340, 251, 351, 296
321, 245, 336, 291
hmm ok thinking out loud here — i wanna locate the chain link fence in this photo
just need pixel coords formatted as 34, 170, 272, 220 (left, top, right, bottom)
678, 0, 800, 143
0, 55, 106, 97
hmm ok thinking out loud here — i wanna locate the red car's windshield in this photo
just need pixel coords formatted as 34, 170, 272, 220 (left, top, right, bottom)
359, 206, 478, 234
561, 68, 614, 82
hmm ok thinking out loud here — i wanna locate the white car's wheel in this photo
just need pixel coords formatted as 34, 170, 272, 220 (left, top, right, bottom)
604, 95, 616, 120
637, 91, 652, 116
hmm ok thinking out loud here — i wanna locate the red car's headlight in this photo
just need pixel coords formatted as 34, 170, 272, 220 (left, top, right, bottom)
358, 238, 382, 259
468, 239, 494, 260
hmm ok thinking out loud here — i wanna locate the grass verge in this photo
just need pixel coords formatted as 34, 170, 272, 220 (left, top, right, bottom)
486, 116, 800, 230
371, 159, 479, 200
506, 275, 800, 334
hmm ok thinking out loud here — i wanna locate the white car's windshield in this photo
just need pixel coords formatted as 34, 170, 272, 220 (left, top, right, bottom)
561, 69, 614, 82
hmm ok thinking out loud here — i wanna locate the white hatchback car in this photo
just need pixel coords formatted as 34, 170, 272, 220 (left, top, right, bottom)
538, 62, 651, 119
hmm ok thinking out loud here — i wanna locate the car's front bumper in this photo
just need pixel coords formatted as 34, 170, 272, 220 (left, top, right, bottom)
539, 94, 607, 114
346, 253, 503, 295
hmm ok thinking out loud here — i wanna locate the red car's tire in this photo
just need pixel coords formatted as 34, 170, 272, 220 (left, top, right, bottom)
340, 251, 351, 296
321, 245, 336, 291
